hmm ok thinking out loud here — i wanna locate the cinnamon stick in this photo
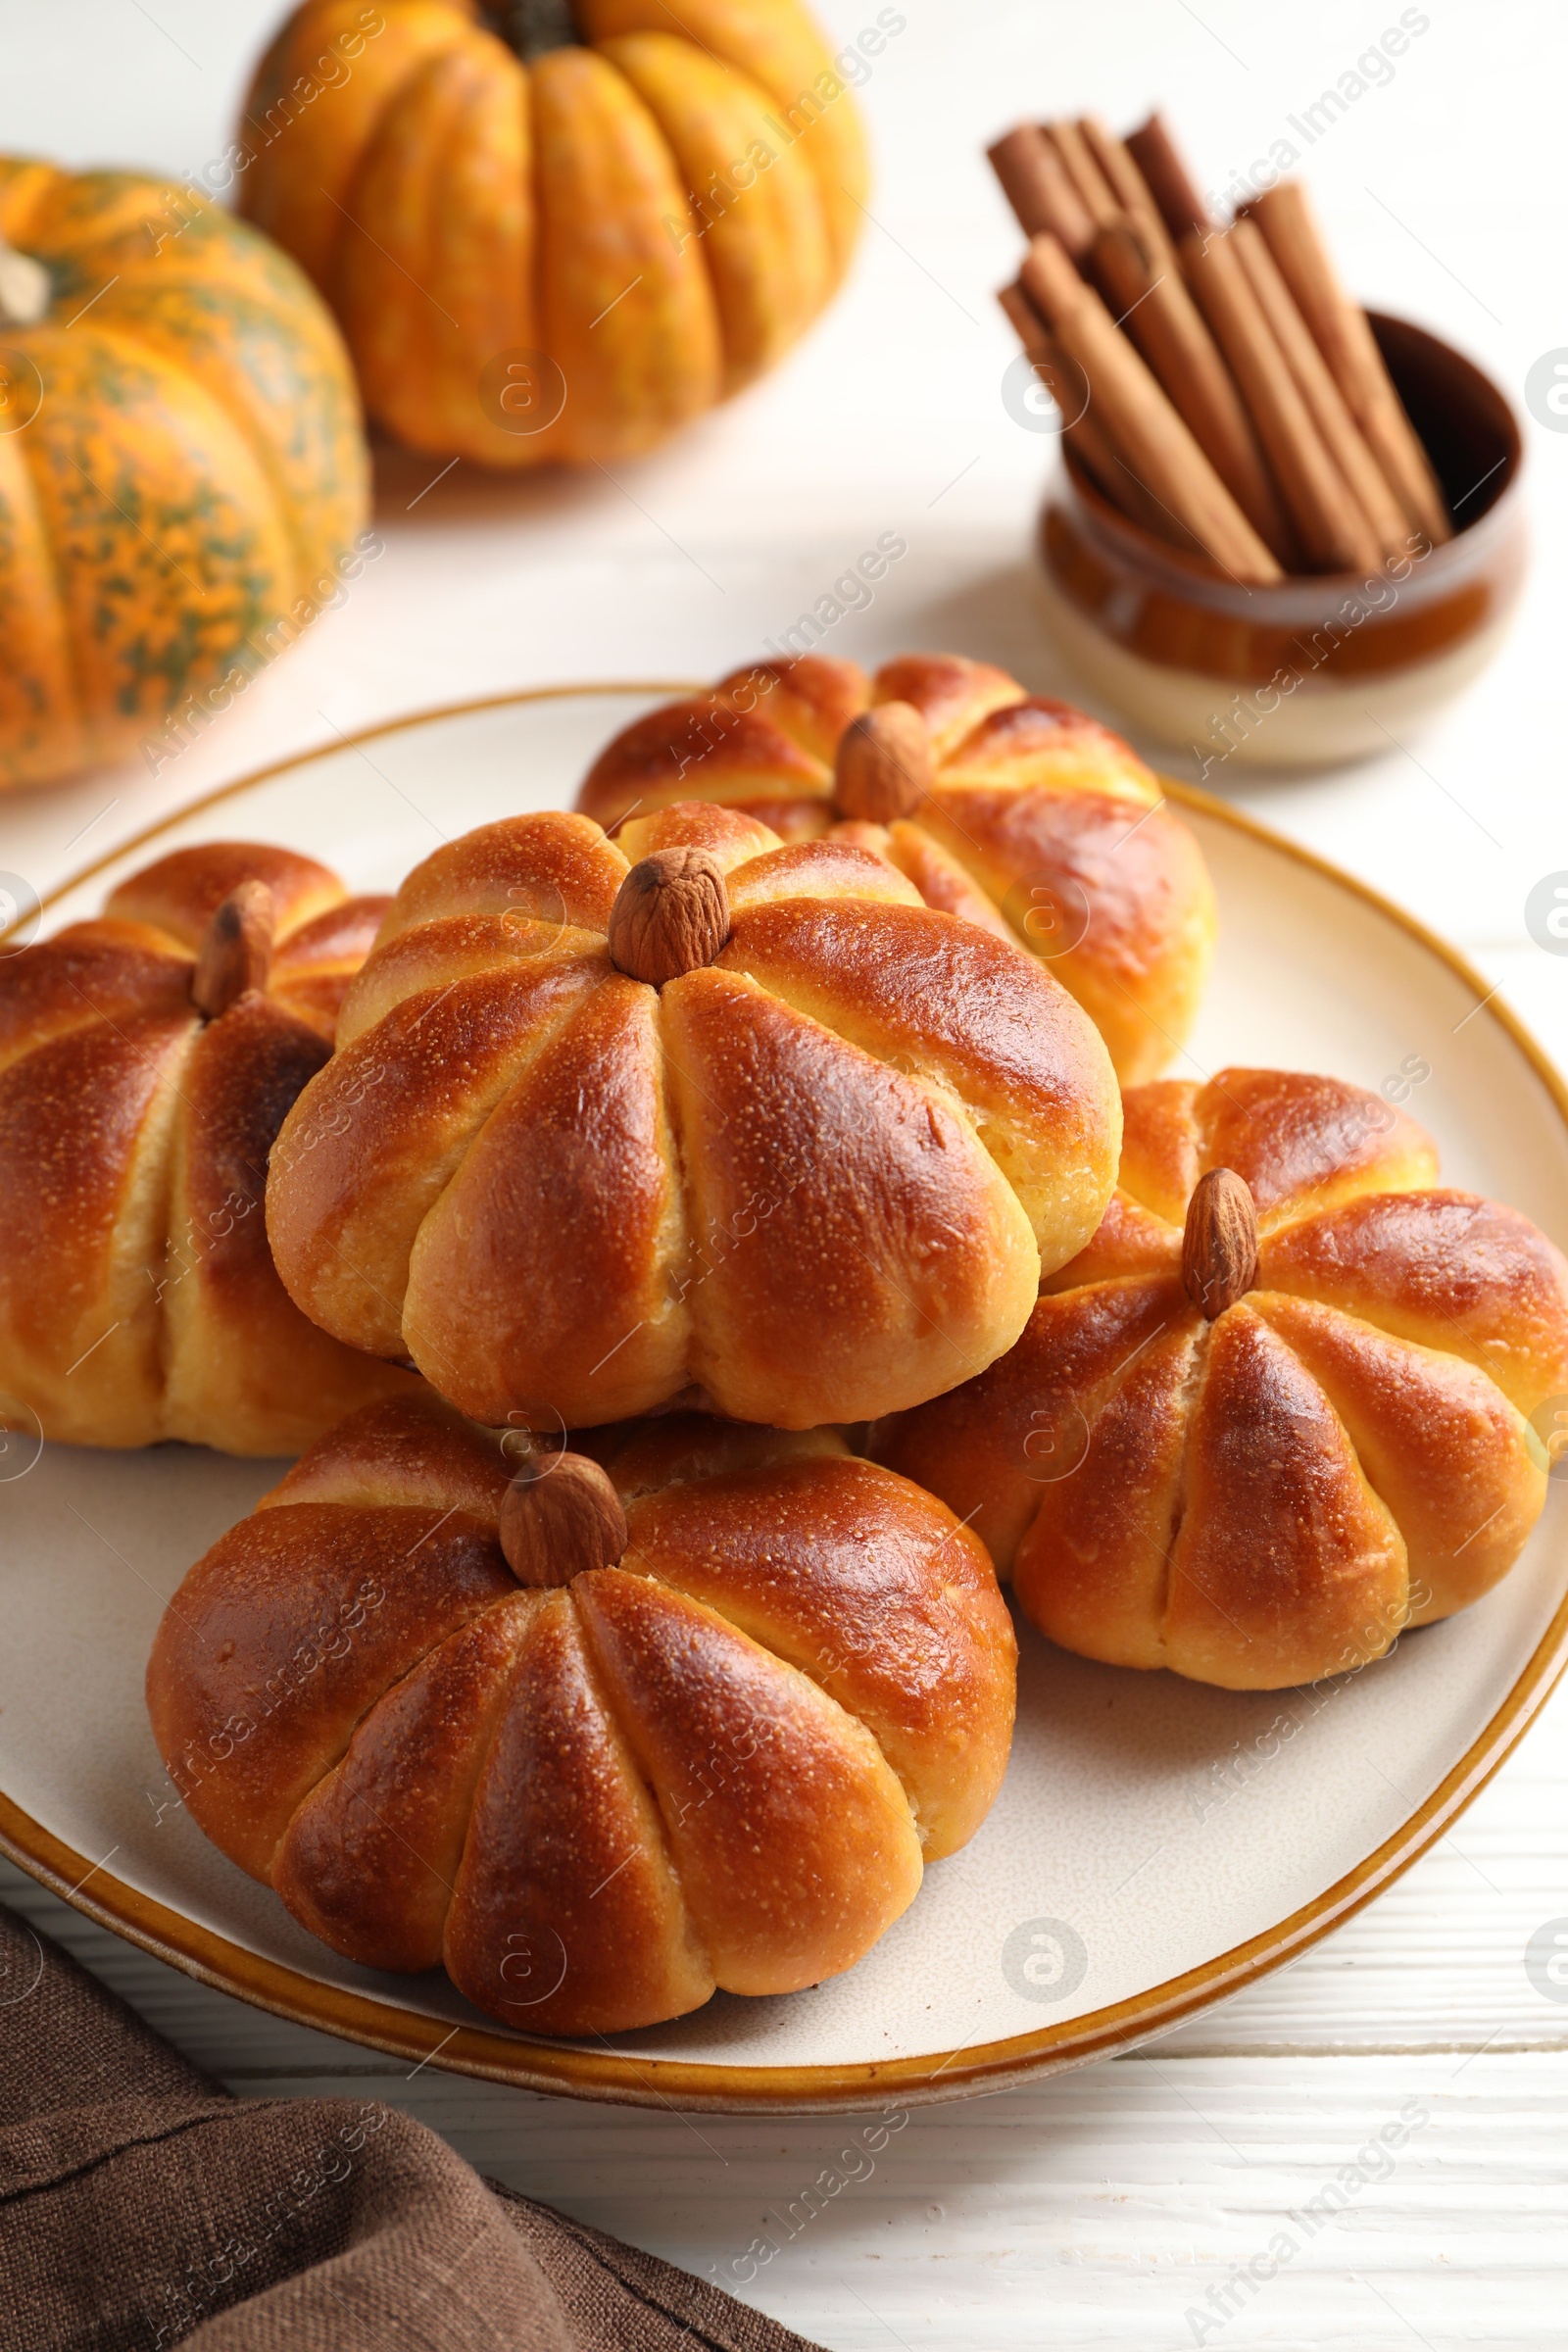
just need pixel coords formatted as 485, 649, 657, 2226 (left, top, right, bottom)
1078, 115, 1176, 269
1230, 217, 1412, 564
999, 280, 1189, 544
1090, 214, 1296, 566
998, 281, 1106, 472
1020, 231, 1283, 581
987, 125, 1095, 258
1124, 111, 1213, 241
1181, 225, 1382, 573
1043, 120, 1121, 228
1244, 179, 1450, 543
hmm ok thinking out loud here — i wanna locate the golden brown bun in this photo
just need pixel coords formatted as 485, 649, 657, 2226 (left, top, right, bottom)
0, 843, 418, 1453
870, 1069, 1568, 1690
145, 1394, 1017, 2036
576, 654, 1216, 1084
268, 805, 1121, 1430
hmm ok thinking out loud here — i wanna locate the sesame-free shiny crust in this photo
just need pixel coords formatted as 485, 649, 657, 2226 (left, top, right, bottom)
146, 1397, 1016, 2036
577, 652, 1218, 1084
269, 804, 1121, 1430
871, 1067, 1568, 1690
0, 841, 416, 1452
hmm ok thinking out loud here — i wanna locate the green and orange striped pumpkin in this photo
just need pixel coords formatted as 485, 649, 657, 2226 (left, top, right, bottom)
236, 0, 870, 466
0, 164, 368, 792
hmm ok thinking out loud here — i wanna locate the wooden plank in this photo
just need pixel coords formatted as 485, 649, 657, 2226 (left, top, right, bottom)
50, 2046, 1568, 2349
407, 2051, 1568, 2349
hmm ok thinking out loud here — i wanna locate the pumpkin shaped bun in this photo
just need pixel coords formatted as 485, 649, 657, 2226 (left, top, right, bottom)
267, 802, 1121, 1430
577, 654, 1217, 1085
146, 1396, 1017, 2036
236, 0, 865, 467
871, 1069, 1568, 1691
0, 844, 417, 1454
0, 162, 368, 792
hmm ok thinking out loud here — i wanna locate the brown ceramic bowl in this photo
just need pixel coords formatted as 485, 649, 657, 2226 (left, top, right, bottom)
1035, 313, 1527, 769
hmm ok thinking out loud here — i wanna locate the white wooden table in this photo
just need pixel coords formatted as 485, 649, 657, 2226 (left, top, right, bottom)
3, 2, 1567, 2342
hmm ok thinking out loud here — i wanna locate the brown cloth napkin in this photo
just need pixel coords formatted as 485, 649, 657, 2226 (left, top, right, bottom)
0, 1902, 822, 2352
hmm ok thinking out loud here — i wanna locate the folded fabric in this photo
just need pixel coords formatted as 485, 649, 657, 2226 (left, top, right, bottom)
0, 1902, 818, 2351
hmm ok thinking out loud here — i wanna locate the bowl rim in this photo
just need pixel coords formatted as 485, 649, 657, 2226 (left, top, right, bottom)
1050, 308, 1526, 618
3, 679, 1566, 2114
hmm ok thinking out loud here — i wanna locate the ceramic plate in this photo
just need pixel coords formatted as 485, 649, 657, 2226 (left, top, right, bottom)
4, 685, 1567, 2113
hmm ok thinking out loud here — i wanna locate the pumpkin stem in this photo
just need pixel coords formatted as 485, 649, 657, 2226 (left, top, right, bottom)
0, 241, 50, 328
1181, 1167, 1258, 1321
608, 848, 731, 987
500, 1451, 628, 1587
190, 882, 275, 1020
833, 704, 932, 824
483, 0, 580, 59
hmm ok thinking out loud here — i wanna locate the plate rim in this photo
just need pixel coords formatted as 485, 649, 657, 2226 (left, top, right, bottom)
5, 680, 1566, 2115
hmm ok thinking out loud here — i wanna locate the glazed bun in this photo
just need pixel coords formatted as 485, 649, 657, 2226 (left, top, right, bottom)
872, 1069, 1568, 1690
0, 843, 417, 1453
146, 1395, 1017, 2036
577, 652, 1216, 1085
267, 801, 1120, 1430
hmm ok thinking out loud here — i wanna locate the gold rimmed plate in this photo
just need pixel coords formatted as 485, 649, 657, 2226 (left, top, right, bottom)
3, 683, 1566, 2112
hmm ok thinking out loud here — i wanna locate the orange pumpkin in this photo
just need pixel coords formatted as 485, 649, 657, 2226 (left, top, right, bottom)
235, 0, 870, 466
0, 163, 369, 793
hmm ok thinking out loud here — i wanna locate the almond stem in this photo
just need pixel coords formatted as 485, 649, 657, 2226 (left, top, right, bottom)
833, 702, 932, 823
189, 881, 274, 1019
499, 1450, 628, 1587
608, 846, 729, 987
1182, 1166, 1258, 1320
